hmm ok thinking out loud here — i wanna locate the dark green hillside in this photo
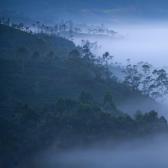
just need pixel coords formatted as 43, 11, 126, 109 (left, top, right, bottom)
0, 24, 75, 60
0, 24, 167, 168
0, 24, 160, 120
0, 24, 159, 117
0, 24, 139, 108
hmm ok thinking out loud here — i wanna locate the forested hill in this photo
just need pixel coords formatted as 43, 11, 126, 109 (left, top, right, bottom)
0, 24, 75, 60
0, 24, 156, 111
1, 24, 168, 168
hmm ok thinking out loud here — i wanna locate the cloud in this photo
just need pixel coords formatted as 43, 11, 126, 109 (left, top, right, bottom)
80, 6, 138, 16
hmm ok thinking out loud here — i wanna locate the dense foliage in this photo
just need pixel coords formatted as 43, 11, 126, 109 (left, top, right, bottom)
0, 24, 168, 168
123, 61, 168, 99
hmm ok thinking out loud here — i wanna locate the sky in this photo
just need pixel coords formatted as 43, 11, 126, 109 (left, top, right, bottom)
1, 0, 168, 67
1, 0, 168, 23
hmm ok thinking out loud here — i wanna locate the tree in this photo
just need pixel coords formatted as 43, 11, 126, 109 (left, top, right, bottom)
81, 40, 95, 62
102, 52, 113, 65
32, 51, 40, 59
69, 49, 80, 59
56, 98, 77, 115
47, 51, 54, 59
82, 41, 91, 57
66, 49, 81, 67
79, 91, 93, 104
144, 111, 158, 122
145, 68, 168, 99
139, 62, 153, 96
36, 21, 41, 33
18, 23, 24, 30
16, 47, 28, 73
102, 52, 113, 79
124, 64, 142, 90
123, 61, 168, 99
103, 92, 117, 113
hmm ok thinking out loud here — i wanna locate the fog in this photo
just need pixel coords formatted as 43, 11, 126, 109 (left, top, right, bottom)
74, 22, 168, 114
75, 23, 168, 67
36, 135, 168, 168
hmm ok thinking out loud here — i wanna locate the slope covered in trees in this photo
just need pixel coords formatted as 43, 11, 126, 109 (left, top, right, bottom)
0, 24, 158, 111
0, 24, 168, 168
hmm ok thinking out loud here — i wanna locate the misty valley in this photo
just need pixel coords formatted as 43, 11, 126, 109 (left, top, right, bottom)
39, 136, 168, 168
1, 1, 168, 167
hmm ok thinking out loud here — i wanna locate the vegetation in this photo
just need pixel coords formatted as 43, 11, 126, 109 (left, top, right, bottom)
1, 96, 167, 167
123, 61, 168, 99
0, 17, 117, 39
0, 24, 168, 167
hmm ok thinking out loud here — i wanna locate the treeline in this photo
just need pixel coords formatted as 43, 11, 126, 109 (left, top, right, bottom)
0, 17, 116, 38
2, 19, 167, 101
1, 24, 168, 167
2, 94, 168, 167
123, 61, 168, 99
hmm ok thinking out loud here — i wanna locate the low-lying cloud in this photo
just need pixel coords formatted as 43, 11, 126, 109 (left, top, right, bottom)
37, 135, 168, 168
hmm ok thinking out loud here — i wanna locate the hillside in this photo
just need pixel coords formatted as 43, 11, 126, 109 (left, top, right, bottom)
0, 24, 158, 113
1, 24, 167, 168
0, 24, 75, 60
